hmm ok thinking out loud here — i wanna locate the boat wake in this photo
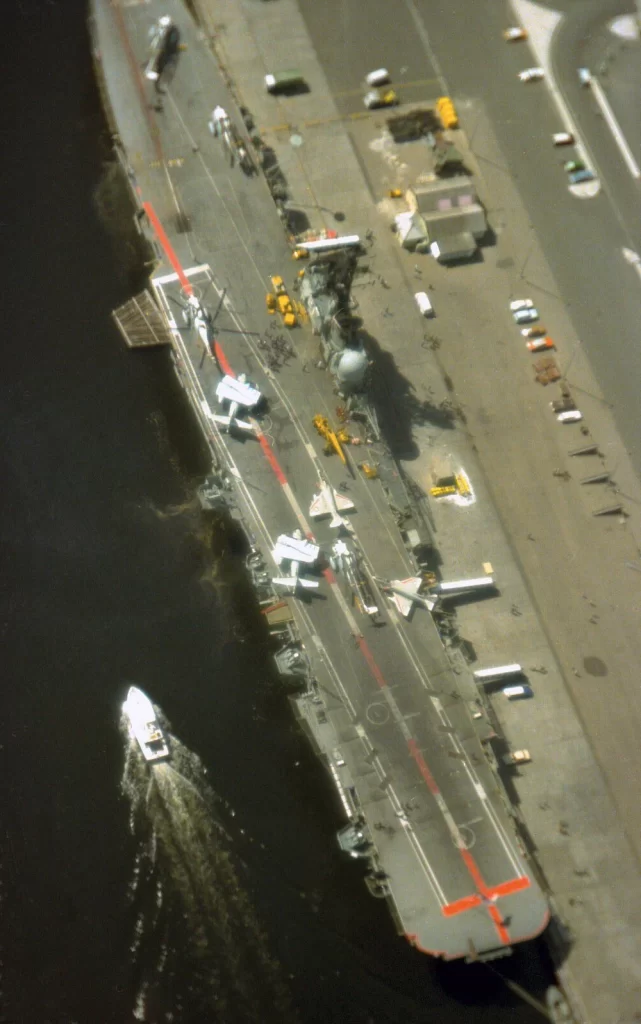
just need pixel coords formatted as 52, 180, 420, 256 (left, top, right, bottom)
120, 711, 298, 1024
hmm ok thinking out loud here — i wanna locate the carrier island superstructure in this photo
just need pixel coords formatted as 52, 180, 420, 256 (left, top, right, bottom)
90, 0, 549, 961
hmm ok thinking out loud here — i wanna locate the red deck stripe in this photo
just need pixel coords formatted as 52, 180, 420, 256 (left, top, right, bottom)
489, 875, 531, 899
255, 431, 287, 485
460, 847, 490, 895
407, 738, 441, 796
487, 903, 511, 946
110, 0, 163, 164
214, 342, 234, 377
442, 894, 482, 918
143, 202, 193, 295
356, 636, 390, 691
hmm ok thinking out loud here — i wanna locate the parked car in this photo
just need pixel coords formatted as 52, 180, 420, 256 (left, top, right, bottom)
578, 67, 592, 87
503, 684, 533, 700
526, 336, 555, 352
514, 307, 539, 324
365, 68, 391, 87
264, 69, 306, 94
564, 159, 585, 173
414, 291, 434, 317
509, 299, 534, 311
364, 87, 398, 110
552, 132, 574, 146
569, 168, 595, 185
503, 27, 527, 41
519, 67, 544, 82
521, 325, 547, 338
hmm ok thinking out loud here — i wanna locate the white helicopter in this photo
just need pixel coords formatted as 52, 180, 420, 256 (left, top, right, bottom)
309, 479, 354, 530
272, 531, 320, 593
212, 374, 262, 434
183, 294, 215, 352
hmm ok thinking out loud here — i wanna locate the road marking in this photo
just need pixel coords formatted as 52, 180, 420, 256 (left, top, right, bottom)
512, 0, 596, 182
402, 0, 450, 95
331, 76, 441, 100
622, 247, 641, 283
590, 77, 641, 180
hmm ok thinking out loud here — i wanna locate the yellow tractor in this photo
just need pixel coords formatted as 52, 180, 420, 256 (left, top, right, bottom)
266, 275, 297, 327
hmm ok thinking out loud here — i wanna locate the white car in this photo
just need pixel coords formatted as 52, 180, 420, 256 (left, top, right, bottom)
519, 67, 544, 83
509, 298, 534, 311
503, 27, 527, 42
552, 132, 574, 146
365, 68, 391, 87
414, 291, 434, 317
513, 307, 539, 324
503, 684, 533, 700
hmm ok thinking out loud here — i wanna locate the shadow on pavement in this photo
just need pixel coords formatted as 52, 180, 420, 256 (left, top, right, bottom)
359, 327, 457, 459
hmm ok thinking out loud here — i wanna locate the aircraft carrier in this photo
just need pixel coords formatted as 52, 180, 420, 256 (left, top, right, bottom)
90, 0, 549, 961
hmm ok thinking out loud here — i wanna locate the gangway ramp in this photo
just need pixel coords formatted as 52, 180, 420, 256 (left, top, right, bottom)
111, 290, 174, 349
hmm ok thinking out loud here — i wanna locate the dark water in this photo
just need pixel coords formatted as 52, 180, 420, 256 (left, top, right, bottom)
0, 2, 553, 1022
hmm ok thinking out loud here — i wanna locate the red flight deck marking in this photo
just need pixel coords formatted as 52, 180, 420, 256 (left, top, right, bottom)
110, 0, 164, 165
143, 201, 233, 375
141, 203, 528, 948
143, 202, 193, 295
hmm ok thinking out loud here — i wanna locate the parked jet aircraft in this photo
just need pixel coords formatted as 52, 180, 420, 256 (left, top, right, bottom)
331, 540, 378, 618
145, 16, 180, 84
379, 577, 437, 618
309, 481, 354, 529
272, 531, 320, 593
212, 374, 262, 434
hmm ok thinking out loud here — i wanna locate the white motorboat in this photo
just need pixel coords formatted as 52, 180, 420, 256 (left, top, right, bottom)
123, 686, 170, 762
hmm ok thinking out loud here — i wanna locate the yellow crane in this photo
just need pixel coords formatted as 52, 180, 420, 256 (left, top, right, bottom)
313, 415, 350, 464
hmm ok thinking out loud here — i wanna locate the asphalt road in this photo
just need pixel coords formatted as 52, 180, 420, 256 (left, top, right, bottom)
296, 0, 641, 480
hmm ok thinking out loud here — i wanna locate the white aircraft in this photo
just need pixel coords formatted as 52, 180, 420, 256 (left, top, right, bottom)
272, 531, 320, 592
145, 16, 179, 83
331, 540, 378, 618
380, 577, 437, 618
309, 480, 354, 529
212, 374, 262, 434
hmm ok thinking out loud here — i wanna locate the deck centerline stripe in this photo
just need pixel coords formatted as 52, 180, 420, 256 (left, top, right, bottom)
143, 201, 193, 296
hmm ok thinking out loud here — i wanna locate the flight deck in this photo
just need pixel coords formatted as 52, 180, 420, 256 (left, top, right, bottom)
91, 0, 549, 960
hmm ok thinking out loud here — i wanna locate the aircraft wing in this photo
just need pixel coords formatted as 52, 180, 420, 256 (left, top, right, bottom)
309, 486, 355, 519
212, 414, 255, 433
216, 376, 261, 408
389, 577, 422, 618
272, 576, 319, 591
273, 535, 320, 563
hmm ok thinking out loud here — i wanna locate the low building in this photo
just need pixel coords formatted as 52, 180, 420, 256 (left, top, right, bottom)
405, 176, 487, 262
407, 176, 478, 216
430, 232, 477, 263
